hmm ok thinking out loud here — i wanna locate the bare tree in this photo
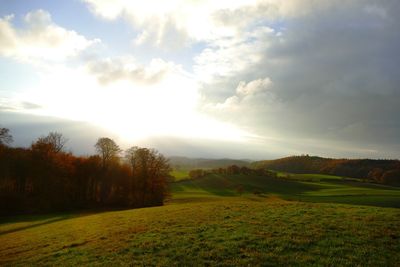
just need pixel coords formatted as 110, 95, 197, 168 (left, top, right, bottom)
0, 127, 13, 145
125, 146, 171, 206
43, 132, 68, 153
95, 137, 121, 169
125, 146, 139, 171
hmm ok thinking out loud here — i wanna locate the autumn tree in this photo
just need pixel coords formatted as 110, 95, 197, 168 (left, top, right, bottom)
0, 132, 176, 214
125, 146, 139, 204
226, 165, 240, 175
32, 132, 68, 155
29, 132, 71, 209
381, 170, 400, 185
95, 137, 121, 170
94, 137, 121, 203
42, 132, 68, 153
0, 127, 13, 146
125, 146, 171, 206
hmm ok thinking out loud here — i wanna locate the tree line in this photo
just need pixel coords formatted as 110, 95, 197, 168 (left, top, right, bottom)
188, 165, 277, 179
0, 128, 171, 215
253, 155, 400, 186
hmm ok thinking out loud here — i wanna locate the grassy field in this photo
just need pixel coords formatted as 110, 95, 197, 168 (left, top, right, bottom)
171, 173, 400, 208
170, 169, 190, 181
1, 172, 400, 266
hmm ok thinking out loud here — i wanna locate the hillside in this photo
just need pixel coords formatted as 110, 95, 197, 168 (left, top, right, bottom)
1, 172, 400, 266
169, 156, 251, 170
253, 155, 400, 186
171, 173, 400, 208
1, 198, 399, 266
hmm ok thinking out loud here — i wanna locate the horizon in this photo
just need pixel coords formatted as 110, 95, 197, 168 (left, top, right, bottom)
1, 0, 400, 159
3, 121, 400, 161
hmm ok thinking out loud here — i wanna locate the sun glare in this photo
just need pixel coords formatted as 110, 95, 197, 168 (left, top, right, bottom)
19, 66, 250, 144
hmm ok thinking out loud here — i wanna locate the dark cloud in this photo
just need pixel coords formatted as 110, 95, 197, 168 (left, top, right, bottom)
198, 0, 400, 158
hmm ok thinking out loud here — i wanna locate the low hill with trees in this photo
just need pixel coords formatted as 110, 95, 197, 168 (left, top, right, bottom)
169, 156, 250, 170
253, 155, 400, 186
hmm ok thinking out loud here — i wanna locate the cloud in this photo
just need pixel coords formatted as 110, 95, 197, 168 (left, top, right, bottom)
82, 0, 367, 49
86, 57, 181, 85
0, 9, 99, 63
1, 111, 116, 155
21, 101, 42, 110
236, 78, 272, 96
196, 0, 400, 158
2, 1, 399, 159
81, 0, 400, 157
0, 98, 42, 112
194, 27, 275, 83
82, 0, 272, 49
214, 78, 273, 110
194, 25, 278, 104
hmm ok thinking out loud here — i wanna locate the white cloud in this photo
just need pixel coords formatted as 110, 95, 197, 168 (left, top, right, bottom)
194, 26, 276, 85
214, 78, 272, 110
215, 95, 239, 110
82, 0, 364, 49
236, 78, 272, 96
0, 97, 41, 112
83, 0, 271, 48
0, 9, 99, 63
86, 56, 182, 85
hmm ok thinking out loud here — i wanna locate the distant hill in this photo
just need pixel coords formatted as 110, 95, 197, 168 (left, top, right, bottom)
168, 156, 251, 170
253, 155, 400, 186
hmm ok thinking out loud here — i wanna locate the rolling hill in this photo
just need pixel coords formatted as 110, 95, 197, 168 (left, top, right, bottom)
1, 172, 399, 266
252, 155, 400, 185
171, 172, 400, 208
168, 156, 251, 170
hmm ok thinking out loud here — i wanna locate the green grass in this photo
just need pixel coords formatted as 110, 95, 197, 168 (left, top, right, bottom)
171, 173, 400, 208
1, 172, 399, 266
1, 198, 399, 266
170, 169, 190, 181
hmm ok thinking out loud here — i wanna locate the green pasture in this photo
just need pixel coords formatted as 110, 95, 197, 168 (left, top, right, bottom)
1, 171, 399, 266
170, 169, 190, 181
1, 198, 399, 266
171, 173, 400, 208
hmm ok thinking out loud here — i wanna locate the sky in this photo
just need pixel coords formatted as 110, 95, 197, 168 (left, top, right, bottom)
0, 0, 399, 159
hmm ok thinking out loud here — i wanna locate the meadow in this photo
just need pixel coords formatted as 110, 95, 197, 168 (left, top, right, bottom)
170, 169, 190, 181
171, 172, 400, 208
1, 172, 399, 266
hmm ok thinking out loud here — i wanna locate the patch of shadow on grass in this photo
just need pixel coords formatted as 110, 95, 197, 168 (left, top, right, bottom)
328, 179, 400, 191
0, 216, 71, 236
293, 195, 400, 208
0, 209, 121, 236
62, 240, 89, 249
174, 174, 322, 198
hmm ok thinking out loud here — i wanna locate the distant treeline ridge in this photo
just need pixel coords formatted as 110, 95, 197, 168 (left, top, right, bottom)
253, 155, 400, 185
